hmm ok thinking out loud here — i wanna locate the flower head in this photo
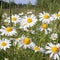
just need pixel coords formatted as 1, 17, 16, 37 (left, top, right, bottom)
50, 33, 58, 40
37, 23, 52, 34
39, 11, 52, 24
19, 35, 33, 49
20, 14, 37, 31
0, 26, 17, 36
4, 14, 21, 24
0, 38, 11, 50
45, 43, 60, 60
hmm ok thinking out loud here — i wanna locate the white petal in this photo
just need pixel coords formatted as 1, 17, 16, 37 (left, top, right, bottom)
47, 28, 52, 32
54, 54, 59, 60
45, 46, 51, 49
45, 50, 51, 54
45, 29, 48, 34
23, 45, 27, 49
48, 43, 53, 47
58, 51, 60, 55
50, 53, 53, 58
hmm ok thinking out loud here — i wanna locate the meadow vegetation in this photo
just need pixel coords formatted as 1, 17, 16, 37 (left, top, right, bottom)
0, 0, 60, 60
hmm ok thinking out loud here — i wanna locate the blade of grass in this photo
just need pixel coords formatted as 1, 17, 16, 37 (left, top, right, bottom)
9, 0, 12, 26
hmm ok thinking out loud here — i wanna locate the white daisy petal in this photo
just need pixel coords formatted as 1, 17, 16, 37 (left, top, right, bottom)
45, 50, 51, 54
50, 53, 53, 58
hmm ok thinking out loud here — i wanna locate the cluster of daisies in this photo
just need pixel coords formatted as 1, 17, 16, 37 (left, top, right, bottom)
0, 11, 60, 60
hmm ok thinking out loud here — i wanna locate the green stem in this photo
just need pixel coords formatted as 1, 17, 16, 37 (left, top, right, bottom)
0, 0, 3, 28
9, 0, 12, 26
9, 40, 14, 60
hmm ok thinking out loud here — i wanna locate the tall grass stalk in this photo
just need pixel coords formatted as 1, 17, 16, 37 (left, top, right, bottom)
9, 0, 12, 26
0, 0, 3, 28
0, 0, 3, 40
0, 1, 3, 39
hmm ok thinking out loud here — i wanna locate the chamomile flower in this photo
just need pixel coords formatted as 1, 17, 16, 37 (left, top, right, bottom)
50, 33, 58, 40
30, 30, 35, 34
4, 14, 21, 24
27, 11, 32, 14
38, 23, 52, 34
0, 38, 11, 50
19, 35, 33, 49
14, 38, 21, 45
2, 13, 7, 18
19, 12, 24, 16
4, 58, 8, 60
0, 26, 17, 36
52, 11, 60, 20
45, 43, 60, 60
20, 14, 37, 31
39, 11, 52, 24
32, 45, 44, 52
27, 30, 35, 34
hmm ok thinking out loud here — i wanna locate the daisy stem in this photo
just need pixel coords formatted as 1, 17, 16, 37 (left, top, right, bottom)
30, 52, 35, 60
9, 0, 13, 26
49, 57, 51, 60
9, 40, 14, 60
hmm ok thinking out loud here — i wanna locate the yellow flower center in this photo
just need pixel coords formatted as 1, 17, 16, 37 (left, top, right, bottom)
51, 46, 59, 53
1, 42, 7, 46
23, 38, 30, 44
34, 46, 40, 50
56, 14, 60, 17
11, 17, 17, 21
6, 27, 12, 32
27, 18, 32, 23
44, 14, 49, 19
42, 24, 47, 29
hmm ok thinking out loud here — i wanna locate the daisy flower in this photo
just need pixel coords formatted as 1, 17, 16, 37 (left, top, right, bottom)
4, 58, 8, 60
4, 14, 21, 24
30, 30, 35, 34
39, 11, 53, 24
38, 23, 52, 34
0, 38, 11, 50
2, 13, 7, 18
50, 33, 58, 40
32, 45, 44, 52
45, 43, 60, 60
52, 11, 60, 20
19, 12, 24, 16
27, 11, 32, 14
0, 26, 17, 36
19, 35, 34, 49
27, 30, 35, 34
20, 14, 37, 31
14, 37, 21, 45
